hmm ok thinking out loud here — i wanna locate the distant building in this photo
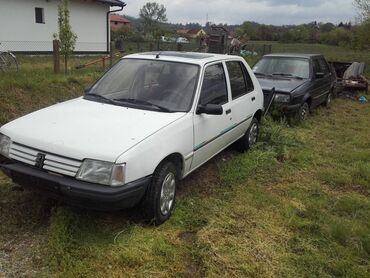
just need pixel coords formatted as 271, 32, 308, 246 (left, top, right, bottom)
0, 0, 126, 53
176, 28, 206, 39
110, 14, 130, 32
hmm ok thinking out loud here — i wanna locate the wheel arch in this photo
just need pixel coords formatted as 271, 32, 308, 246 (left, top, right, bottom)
303, 94, 312, 107
155, 153, 184, 179
253, 109, 263, 122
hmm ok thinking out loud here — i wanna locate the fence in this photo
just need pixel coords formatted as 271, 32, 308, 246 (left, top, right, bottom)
115, 40, 201, 54
1, 39, 272, 56
0, 40, 108, 54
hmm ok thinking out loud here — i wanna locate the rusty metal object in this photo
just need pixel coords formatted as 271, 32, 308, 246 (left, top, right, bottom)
330, 61, 368, 93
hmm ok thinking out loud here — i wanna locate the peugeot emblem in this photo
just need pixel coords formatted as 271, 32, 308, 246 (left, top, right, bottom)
35, 153, 46, 169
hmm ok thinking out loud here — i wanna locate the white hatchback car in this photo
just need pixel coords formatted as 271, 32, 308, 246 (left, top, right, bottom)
0, 52, 264, 224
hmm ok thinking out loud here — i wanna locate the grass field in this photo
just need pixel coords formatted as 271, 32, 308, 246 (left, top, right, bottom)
0, 43, 369, 277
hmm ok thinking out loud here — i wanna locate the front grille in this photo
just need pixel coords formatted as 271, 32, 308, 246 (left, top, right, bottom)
9, 142, 82, 177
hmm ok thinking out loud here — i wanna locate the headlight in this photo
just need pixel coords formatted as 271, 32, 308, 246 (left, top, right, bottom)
275, 94, 290, 103
76, 159, 126, 186
0, 134, 11, 158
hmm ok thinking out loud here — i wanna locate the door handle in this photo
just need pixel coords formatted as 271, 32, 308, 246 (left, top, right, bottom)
251, 97, 256, 101
226, 109, 231, 115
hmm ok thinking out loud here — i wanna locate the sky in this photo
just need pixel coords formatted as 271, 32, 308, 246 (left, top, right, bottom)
120, 0, 358, 25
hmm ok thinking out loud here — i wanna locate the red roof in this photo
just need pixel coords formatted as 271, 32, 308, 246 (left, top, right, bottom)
110, 14, 130, 23
187, 29, 201, 35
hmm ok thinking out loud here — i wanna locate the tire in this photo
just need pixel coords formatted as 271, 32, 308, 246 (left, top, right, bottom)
297, 102, 310, 122
142, 161, 177, 225
324, 91, 332, 107
235, 118, 259, 152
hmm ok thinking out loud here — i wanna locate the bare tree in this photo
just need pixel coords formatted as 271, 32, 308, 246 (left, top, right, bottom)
139, 2, 167, 39
354, 0, 370, 20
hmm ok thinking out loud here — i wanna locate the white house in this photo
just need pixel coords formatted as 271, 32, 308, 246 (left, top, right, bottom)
0, 0, 125, 53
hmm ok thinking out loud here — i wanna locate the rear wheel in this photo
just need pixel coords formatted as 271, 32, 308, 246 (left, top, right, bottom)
324, 91, 332, 107
142, 161, 177, 225
235, 118, 259, 152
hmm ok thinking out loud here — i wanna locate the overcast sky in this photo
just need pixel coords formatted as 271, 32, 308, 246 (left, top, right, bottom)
121, 0, 358, 25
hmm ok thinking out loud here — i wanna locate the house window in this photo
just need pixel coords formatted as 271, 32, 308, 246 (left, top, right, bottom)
35, 8, 45, 24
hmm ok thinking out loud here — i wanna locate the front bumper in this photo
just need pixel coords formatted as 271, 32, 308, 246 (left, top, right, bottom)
271, 102, 301, 115
0, 162, 151, 211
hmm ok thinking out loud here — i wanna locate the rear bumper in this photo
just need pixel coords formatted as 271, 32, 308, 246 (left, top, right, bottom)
0, 162, 151, 211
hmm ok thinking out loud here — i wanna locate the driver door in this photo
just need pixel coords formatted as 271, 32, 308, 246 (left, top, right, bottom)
191, 62, 233, 170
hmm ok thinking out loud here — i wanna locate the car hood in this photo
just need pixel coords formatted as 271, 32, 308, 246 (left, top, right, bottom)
257, 77, 308, 93
0, 98, 186, 162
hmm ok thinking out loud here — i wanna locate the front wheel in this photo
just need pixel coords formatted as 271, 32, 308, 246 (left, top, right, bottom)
235, 118, 259, 152
142, 161, 177, 225
297, 102, 310, 122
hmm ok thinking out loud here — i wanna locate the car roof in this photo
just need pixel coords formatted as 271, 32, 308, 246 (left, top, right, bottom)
263, 53, 322, 59
123, 51, 241, 65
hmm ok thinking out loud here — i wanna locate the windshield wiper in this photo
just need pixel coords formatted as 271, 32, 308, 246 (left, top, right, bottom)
84, 93, 116, 104
272, 73, 304, 80
113, 98, 172, 112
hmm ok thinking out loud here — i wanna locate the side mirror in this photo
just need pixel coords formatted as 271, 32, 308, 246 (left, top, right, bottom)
84, 87, 91, 94
315, 72, 325, 79
196, 104, 223, 115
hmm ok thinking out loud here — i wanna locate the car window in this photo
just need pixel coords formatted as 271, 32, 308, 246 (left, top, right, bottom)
88, 59, 199, 112
226, 61, 254, 99
253, 57, 310, 79
318, 58, 330, 75
199, 63, 228, 105
312, 59, 321, 74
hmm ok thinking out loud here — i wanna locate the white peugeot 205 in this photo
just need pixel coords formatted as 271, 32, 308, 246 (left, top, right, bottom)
0, 52, 264, 224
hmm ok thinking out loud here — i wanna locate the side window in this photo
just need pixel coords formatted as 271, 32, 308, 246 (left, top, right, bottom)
35, 8, 45, 24
226, 61, 249, 99
318, 58, 330, 75
312, 59, 321, 74
199, 63, 228, 105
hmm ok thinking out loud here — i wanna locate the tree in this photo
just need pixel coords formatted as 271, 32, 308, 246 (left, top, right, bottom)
53, 0, 77, 74
355, 18, 370, 48
354, 0, 370, 20
139, 2, 167, 39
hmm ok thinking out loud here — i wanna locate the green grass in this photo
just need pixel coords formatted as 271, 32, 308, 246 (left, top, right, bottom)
0, 44, 370, 277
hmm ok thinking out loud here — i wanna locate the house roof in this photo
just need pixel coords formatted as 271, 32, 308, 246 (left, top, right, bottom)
96, 0, 126, 7
176, 29, 190, 34
110, 14, 130, 23
187, 29, 201, 35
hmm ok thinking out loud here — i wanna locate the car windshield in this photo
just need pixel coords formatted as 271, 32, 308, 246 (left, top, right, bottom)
86, 59, 200, 112
253, 57, 310, 79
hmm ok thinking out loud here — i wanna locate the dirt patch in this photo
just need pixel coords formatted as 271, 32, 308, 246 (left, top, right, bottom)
178, 231, 204, 278
0, 177, 55, 277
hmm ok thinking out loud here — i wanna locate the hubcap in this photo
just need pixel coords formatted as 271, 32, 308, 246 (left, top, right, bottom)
160, 172, 176, 216
301, 105, 308, 120
248, 123, 258, 145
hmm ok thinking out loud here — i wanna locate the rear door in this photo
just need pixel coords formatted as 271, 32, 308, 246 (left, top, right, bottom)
317, 57, 332, 103
191, 62, 233, 170
224, 60, 256, 140
311, 57, 331, 107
